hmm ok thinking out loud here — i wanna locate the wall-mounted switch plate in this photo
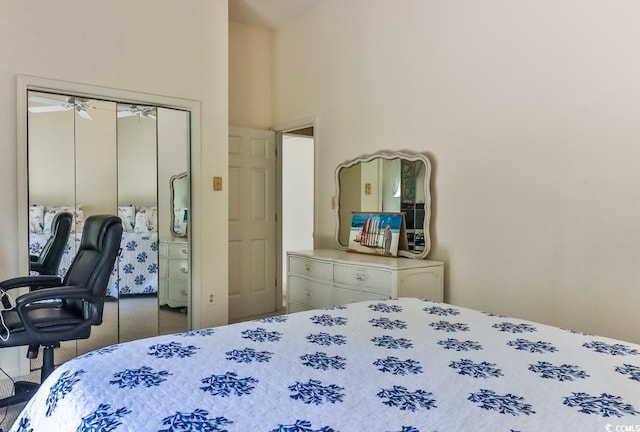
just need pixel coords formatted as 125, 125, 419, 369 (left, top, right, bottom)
213, 176, 223, 191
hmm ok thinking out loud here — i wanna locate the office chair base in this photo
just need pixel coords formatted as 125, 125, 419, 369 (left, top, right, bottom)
0, 381, 39, 408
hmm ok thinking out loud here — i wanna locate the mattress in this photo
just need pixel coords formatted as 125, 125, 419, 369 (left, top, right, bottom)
10, 298, 640, 431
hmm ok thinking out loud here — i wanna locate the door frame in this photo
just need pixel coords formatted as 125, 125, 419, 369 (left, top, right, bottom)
274, 116, 318, 311
14, 75, 202, 377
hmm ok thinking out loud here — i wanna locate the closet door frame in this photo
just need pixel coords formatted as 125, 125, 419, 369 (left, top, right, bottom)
16, 75, 202, 376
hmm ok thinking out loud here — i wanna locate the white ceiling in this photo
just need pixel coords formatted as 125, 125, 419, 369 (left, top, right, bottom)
228, 0, 324, 29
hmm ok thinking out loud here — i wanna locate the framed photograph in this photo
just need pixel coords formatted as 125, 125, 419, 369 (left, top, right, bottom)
348, 212, 405, 257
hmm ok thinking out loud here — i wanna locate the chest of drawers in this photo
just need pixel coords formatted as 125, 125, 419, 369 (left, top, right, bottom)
287, 249, 444, 313
159, 241, 189, 309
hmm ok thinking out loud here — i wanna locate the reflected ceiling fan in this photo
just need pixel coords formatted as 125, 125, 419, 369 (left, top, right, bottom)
117, 105, 156, 119
28, 95, 94, 120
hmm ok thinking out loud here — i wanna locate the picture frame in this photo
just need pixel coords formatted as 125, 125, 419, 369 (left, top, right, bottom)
348, 212, 406, 257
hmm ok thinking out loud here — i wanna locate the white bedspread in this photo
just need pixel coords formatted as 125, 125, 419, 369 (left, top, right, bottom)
11, 298, 640, 431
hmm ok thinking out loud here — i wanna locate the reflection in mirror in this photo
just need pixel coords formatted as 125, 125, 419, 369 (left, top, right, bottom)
74, 97, 118, 356
157, 107, 190, 335
335, 152, 432, 259
116, 104, 159, 343
170, 172, 189, 238
27, 91, 119, 364
26, 91, 191, 370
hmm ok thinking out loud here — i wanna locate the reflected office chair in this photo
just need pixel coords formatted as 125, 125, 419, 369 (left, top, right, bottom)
0, 215, 122, 408
29, 211, 73, 276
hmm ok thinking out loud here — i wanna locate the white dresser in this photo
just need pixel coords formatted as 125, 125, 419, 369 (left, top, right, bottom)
287, 249, 444, 313
159, 240, 189, 309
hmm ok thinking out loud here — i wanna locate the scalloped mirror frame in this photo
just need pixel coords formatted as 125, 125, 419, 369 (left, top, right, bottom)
170, 172, 189, 238
334, 151, 432, 259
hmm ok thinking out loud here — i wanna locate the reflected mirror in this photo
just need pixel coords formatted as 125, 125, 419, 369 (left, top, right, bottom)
170, 172, 189, 238
335, 151, 432, 259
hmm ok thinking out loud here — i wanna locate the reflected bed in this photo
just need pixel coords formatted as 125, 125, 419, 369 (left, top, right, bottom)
29, 231, 158, 298
10, 298, 640, 431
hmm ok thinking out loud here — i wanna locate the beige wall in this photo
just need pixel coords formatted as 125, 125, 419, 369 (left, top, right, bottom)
229, 21, 272, 129
0, 0, 229, 373
272, 0, 640, 343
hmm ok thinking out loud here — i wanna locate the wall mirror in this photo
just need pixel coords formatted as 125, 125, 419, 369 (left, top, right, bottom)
335, 151, 432, 259
26, 89, 191, 365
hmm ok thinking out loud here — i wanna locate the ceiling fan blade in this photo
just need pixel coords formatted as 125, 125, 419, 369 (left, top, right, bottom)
28, 95, 70, 106
77, 108, 92, 120
28, 105, 69, 113
117, 110, 136, 118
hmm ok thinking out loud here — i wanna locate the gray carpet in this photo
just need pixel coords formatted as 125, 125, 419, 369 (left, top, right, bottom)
0, 368, 39, 431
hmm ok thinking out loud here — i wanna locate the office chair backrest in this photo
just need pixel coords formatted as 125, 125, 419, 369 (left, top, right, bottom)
32, 211, 73, 276
62, 215, 123, 322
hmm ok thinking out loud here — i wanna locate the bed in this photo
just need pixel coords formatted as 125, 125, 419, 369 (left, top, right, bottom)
10, 297, 640, 431
29, 232, 159, 298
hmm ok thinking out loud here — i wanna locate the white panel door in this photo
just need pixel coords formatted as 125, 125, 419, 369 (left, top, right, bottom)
228, 126, 276, 320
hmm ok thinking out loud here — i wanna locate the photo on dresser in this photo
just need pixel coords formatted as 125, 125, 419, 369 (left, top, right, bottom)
348, 212, 405, 257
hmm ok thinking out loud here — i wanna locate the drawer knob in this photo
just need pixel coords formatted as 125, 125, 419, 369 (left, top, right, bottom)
180, 266, 189, 274
305, 264, 311, 272
181, 248, 188, 255
180, 289, 188, 296
355, 272, 369, 282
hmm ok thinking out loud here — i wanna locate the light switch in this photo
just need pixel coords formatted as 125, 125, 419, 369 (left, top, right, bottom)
213, 176, 223, 191
364, 183, 372, 195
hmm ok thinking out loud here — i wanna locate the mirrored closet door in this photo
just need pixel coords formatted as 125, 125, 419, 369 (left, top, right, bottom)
27, 90, 191, 364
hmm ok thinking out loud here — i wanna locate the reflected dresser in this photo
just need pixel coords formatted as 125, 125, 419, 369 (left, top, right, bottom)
287, 249, 444, 313
159, 240, 189, 309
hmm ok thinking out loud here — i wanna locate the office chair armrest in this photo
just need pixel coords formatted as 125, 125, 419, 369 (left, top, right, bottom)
0, 275, 63, 292
14, 286, 102, 344
0, 275, 62, 309
14, 286, 101, 306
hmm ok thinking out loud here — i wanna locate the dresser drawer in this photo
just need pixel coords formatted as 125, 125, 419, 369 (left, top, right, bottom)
167, 279, 189, 304
288, 256, 332, 282
159, 257, 168, 279
333, 264, 393, 296
168, 243, 189, 259
333, 286, 389, 305
168, 259, 189, 280
288, 276, 333, 309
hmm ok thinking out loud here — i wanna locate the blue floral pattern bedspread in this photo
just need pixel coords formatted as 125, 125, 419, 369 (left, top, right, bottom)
11, 298, 640, 431
29, 232, 158, 298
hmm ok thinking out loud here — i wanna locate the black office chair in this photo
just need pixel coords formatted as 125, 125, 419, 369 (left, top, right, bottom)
0, 215, 123, 408
29, 211, 73, 276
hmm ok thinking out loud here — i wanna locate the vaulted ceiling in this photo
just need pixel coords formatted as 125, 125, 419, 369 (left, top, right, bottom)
228, 0, 324, 29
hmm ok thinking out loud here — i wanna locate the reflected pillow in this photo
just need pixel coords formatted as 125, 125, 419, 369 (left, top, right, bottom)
134, 206, 158, 233
118, 205, 136, 233
29, 204, 44, 234
43, 206, 83, 235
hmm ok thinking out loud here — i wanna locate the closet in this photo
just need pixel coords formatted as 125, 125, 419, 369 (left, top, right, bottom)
26, 89, 191, 363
